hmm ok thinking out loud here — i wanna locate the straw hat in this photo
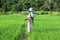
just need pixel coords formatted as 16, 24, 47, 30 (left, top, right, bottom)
29, 7, 33, 11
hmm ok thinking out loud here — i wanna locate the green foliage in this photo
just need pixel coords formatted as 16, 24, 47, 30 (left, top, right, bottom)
0, 0, 60, 15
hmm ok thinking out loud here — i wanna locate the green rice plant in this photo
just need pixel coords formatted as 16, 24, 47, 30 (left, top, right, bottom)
0, 15, 27, 40
0, 14, 60, 40
28, 15, 60, 40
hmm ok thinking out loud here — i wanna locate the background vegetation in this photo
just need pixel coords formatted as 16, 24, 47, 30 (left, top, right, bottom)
0, 0, 60, 14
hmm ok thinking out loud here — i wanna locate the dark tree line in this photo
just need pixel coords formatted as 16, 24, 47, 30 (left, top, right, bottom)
0, 0, 60, 14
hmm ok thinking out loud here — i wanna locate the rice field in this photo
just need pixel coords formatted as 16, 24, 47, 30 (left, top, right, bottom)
0, 14, 60, 40
0, 15, 26, 40
29, 15, 60, 40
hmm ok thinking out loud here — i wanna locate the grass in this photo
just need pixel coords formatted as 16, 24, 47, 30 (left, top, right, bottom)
0, 14, 60, 40
29, 15, 60, 40
0, 15, 27, 40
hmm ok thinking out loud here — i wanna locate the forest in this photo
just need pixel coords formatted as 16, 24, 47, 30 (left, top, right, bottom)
0, 0, 60, 14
